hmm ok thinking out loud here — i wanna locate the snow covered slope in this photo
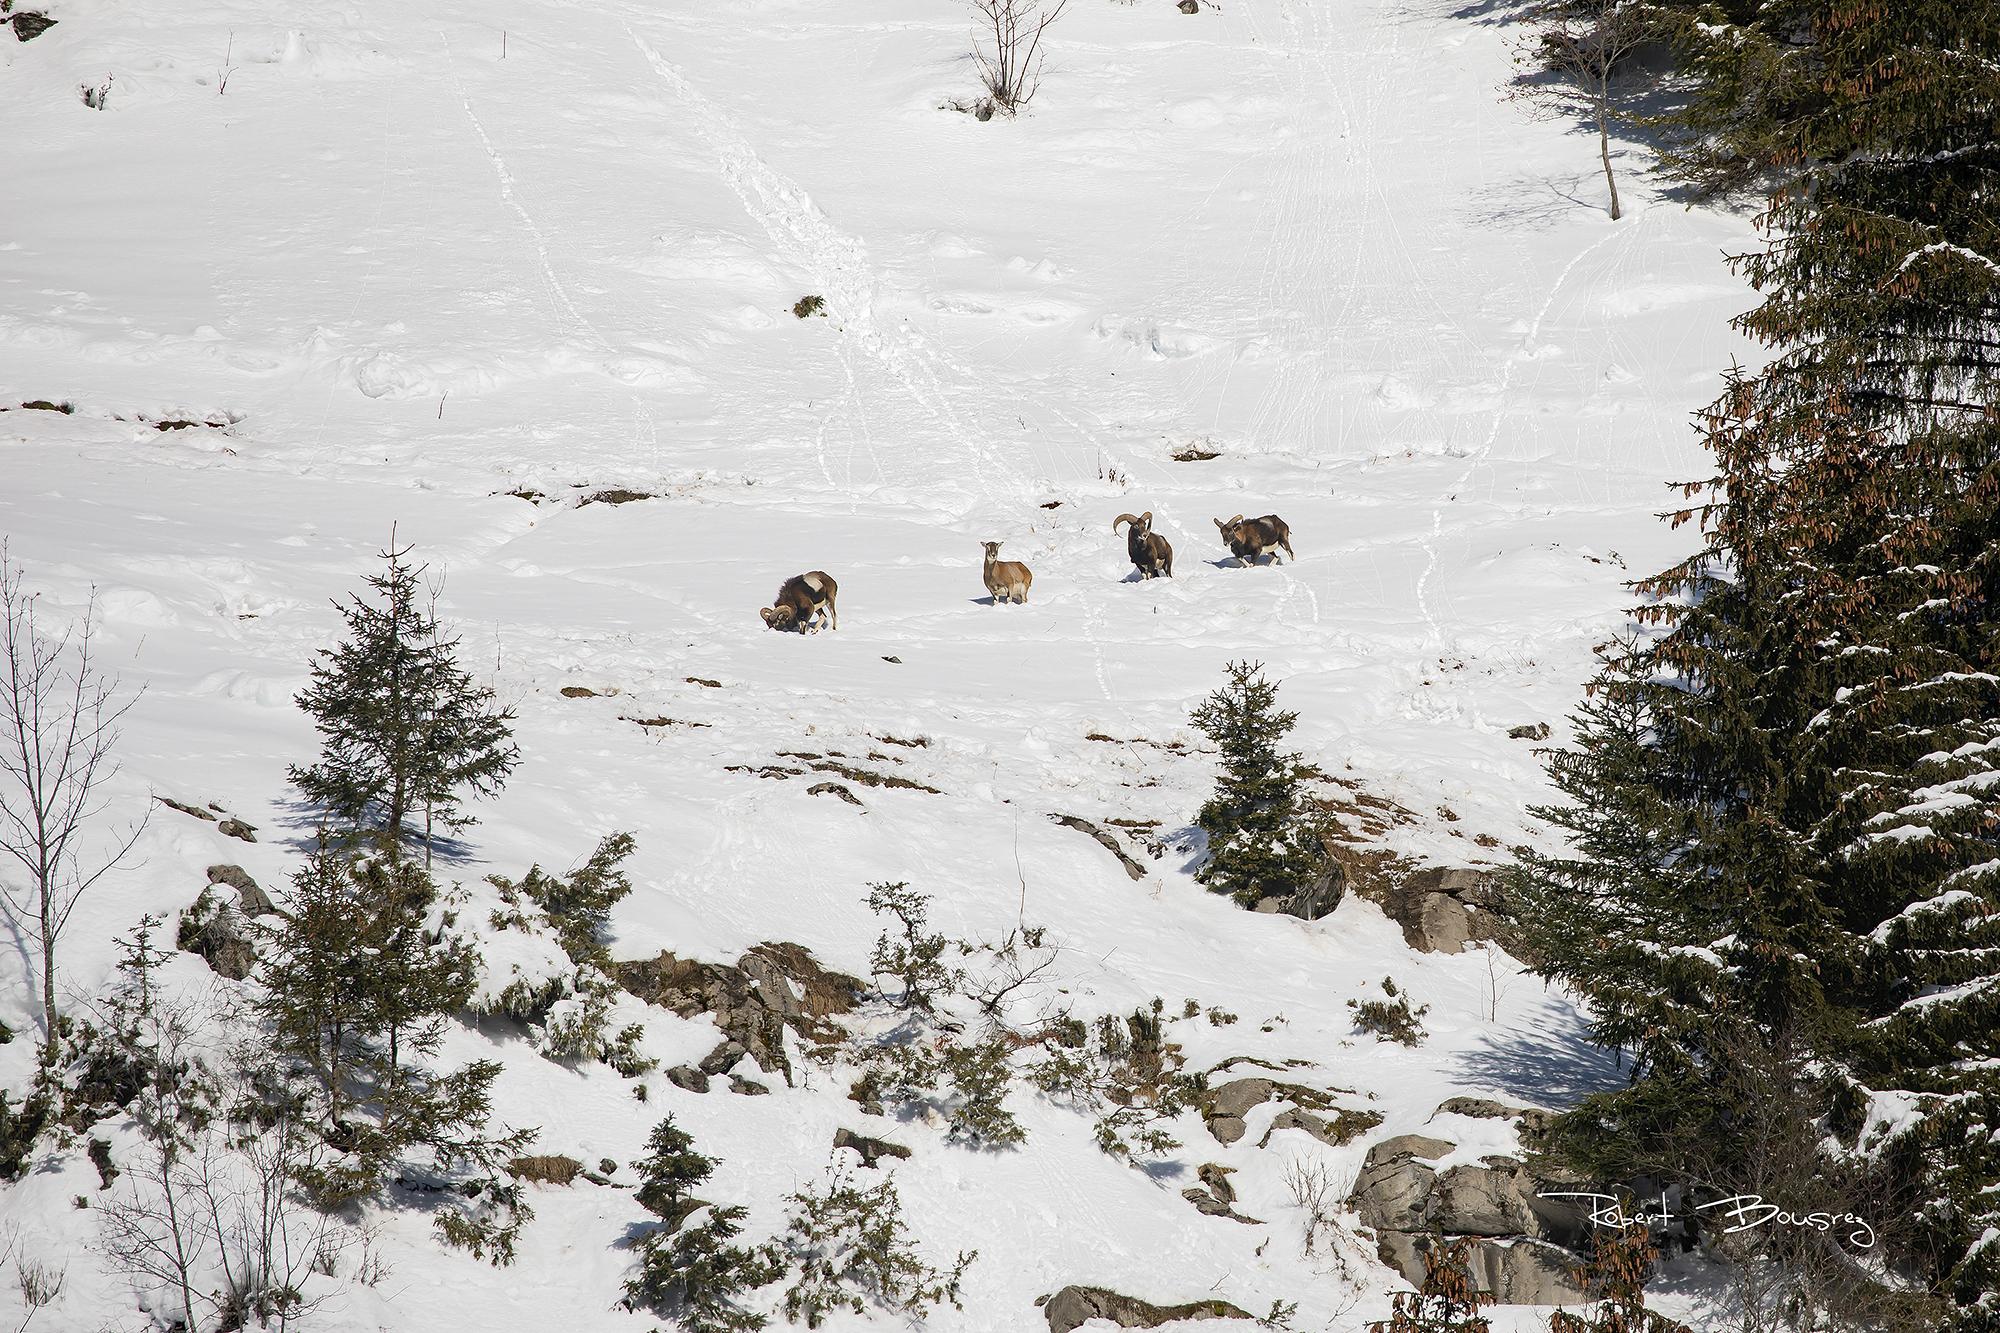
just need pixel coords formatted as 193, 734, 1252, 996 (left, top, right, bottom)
0, 0, 1759, 1327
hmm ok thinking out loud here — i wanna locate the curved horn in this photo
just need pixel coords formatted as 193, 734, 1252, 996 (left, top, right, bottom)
1113, 513, 1140, 533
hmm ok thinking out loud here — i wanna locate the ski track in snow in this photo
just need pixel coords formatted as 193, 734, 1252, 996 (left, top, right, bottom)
629, 27, 1032, 518
1412, 219, 1639, 666
441, 30, 660, 463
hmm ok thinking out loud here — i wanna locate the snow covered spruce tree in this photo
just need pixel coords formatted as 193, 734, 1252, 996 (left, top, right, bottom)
290, 541, 518, 862
1516, 3, 2000, 1325
1189, 661, 1332, 912
257, 841, 529, 1238
1725, 3, 2000, 1322
623, 1114, 782, 1333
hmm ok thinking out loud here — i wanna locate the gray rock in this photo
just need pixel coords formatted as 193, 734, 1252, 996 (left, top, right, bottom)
833, 1127, 912, 1169
1199, 1077, 1274, 1144
1250, 858, 1347, 921
1508, 722, 1551, 741
1349, 1131, 1592, 1303
1349, 1134, 1453, 1232
728, 1076, 771, 1096
206, 865, 274, 916
807, 781, 862, 806
1256, 1104, 1384, 1149
1182, 1163, 1260, 1224
1376, 1233, 1585, 1306
1039, 1286, 1254, 1333
9, 12, 58, 42
158, 796, 216, 822
216, 818, 257, 843
1432, 1096, 1555, 1145
1359, 867, 1512, 955
179, 890, 257, 981
698, 1040, 747, 1076
1432, 1161, 1545, 1237
1050, 814, 1147, 882
665, 1065, 711, 1093
617, 942, 862, 1086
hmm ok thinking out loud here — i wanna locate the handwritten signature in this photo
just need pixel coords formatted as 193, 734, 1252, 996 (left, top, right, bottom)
1538, 1191, 1877, 1250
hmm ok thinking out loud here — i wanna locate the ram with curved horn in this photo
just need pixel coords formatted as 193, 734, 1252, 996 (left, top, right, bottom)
1213, 514, 1294, 566
1112, 511, 1173, 579
760, 571, 839, 632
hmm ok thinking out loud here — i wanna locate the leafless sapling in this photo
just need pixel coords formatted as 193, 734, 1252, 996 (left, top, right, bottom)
1506, 0, 1660, 220
0, 548, 146, 1069
969, 0, 1068, 117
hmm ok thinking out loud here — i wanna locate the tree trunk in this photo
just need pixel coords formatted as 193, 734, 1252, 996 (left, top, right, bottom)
39, 874, 57, 1070
1597, 90, 1621, 221
156, 1147, 200, 1333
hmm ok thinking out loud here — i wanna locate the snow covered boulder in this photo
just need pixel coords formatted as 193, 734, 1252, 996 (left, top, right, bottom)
177, 887, 258, 981
206, 864, 275, 916
1038, 1286, 1253, 1333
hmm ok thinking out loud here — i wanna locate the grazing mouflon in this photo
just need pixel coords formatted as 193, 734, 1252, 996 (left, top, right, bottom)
760, 571, 839, 632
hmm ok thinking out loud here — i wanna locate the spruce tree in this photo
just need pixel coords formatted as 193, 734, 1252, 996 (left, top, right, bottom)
1518, 2, 2000, 1323
1724, 3, 2000, 1319
1189, 661, 1330, 909
625, 1114, 782, 1333
633, 1114, 717, 1227
290, 542, 519, 859
256, 843, 516, 1205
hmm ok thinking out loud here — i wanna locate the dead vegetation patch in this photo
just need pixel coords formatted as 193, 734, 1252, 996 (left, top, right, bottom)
506, 1154, 583, 1186
579, 488, 656, 507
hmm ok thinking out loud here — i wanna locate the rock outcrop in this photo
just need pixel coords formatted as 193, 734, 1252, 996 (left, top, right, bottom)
1249, 857, 1346, 921
206, 864, 275, 917
616, 942, 862, 1085
1354, 866, 1514, 956
1348, 1113, 1590, 1306
833, 1127, 912, 1169
1038, 1286, 1254, 1333
1199, 1075, 1379, 1147
1182, 1163, 1259, 1224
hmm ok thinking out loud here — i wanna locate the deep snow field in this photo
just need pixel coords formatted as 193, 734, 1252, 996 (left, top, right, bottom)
0, 0, 1764, 1327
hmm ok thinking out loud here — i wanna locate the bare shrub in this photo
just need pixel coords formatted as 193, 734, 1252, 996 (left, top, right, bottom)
1505, 0, 1660, 220
14, 1254, 64, 1330
969, 0, 1067, 117
0, 547, 146, 1070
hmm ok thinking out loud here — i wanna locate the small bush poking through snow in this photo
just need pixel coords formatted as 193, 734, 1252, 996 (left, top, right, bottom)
1348, 977, 1430, 1047
791, 295, 826, 319
779, 1162, 972, 1329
